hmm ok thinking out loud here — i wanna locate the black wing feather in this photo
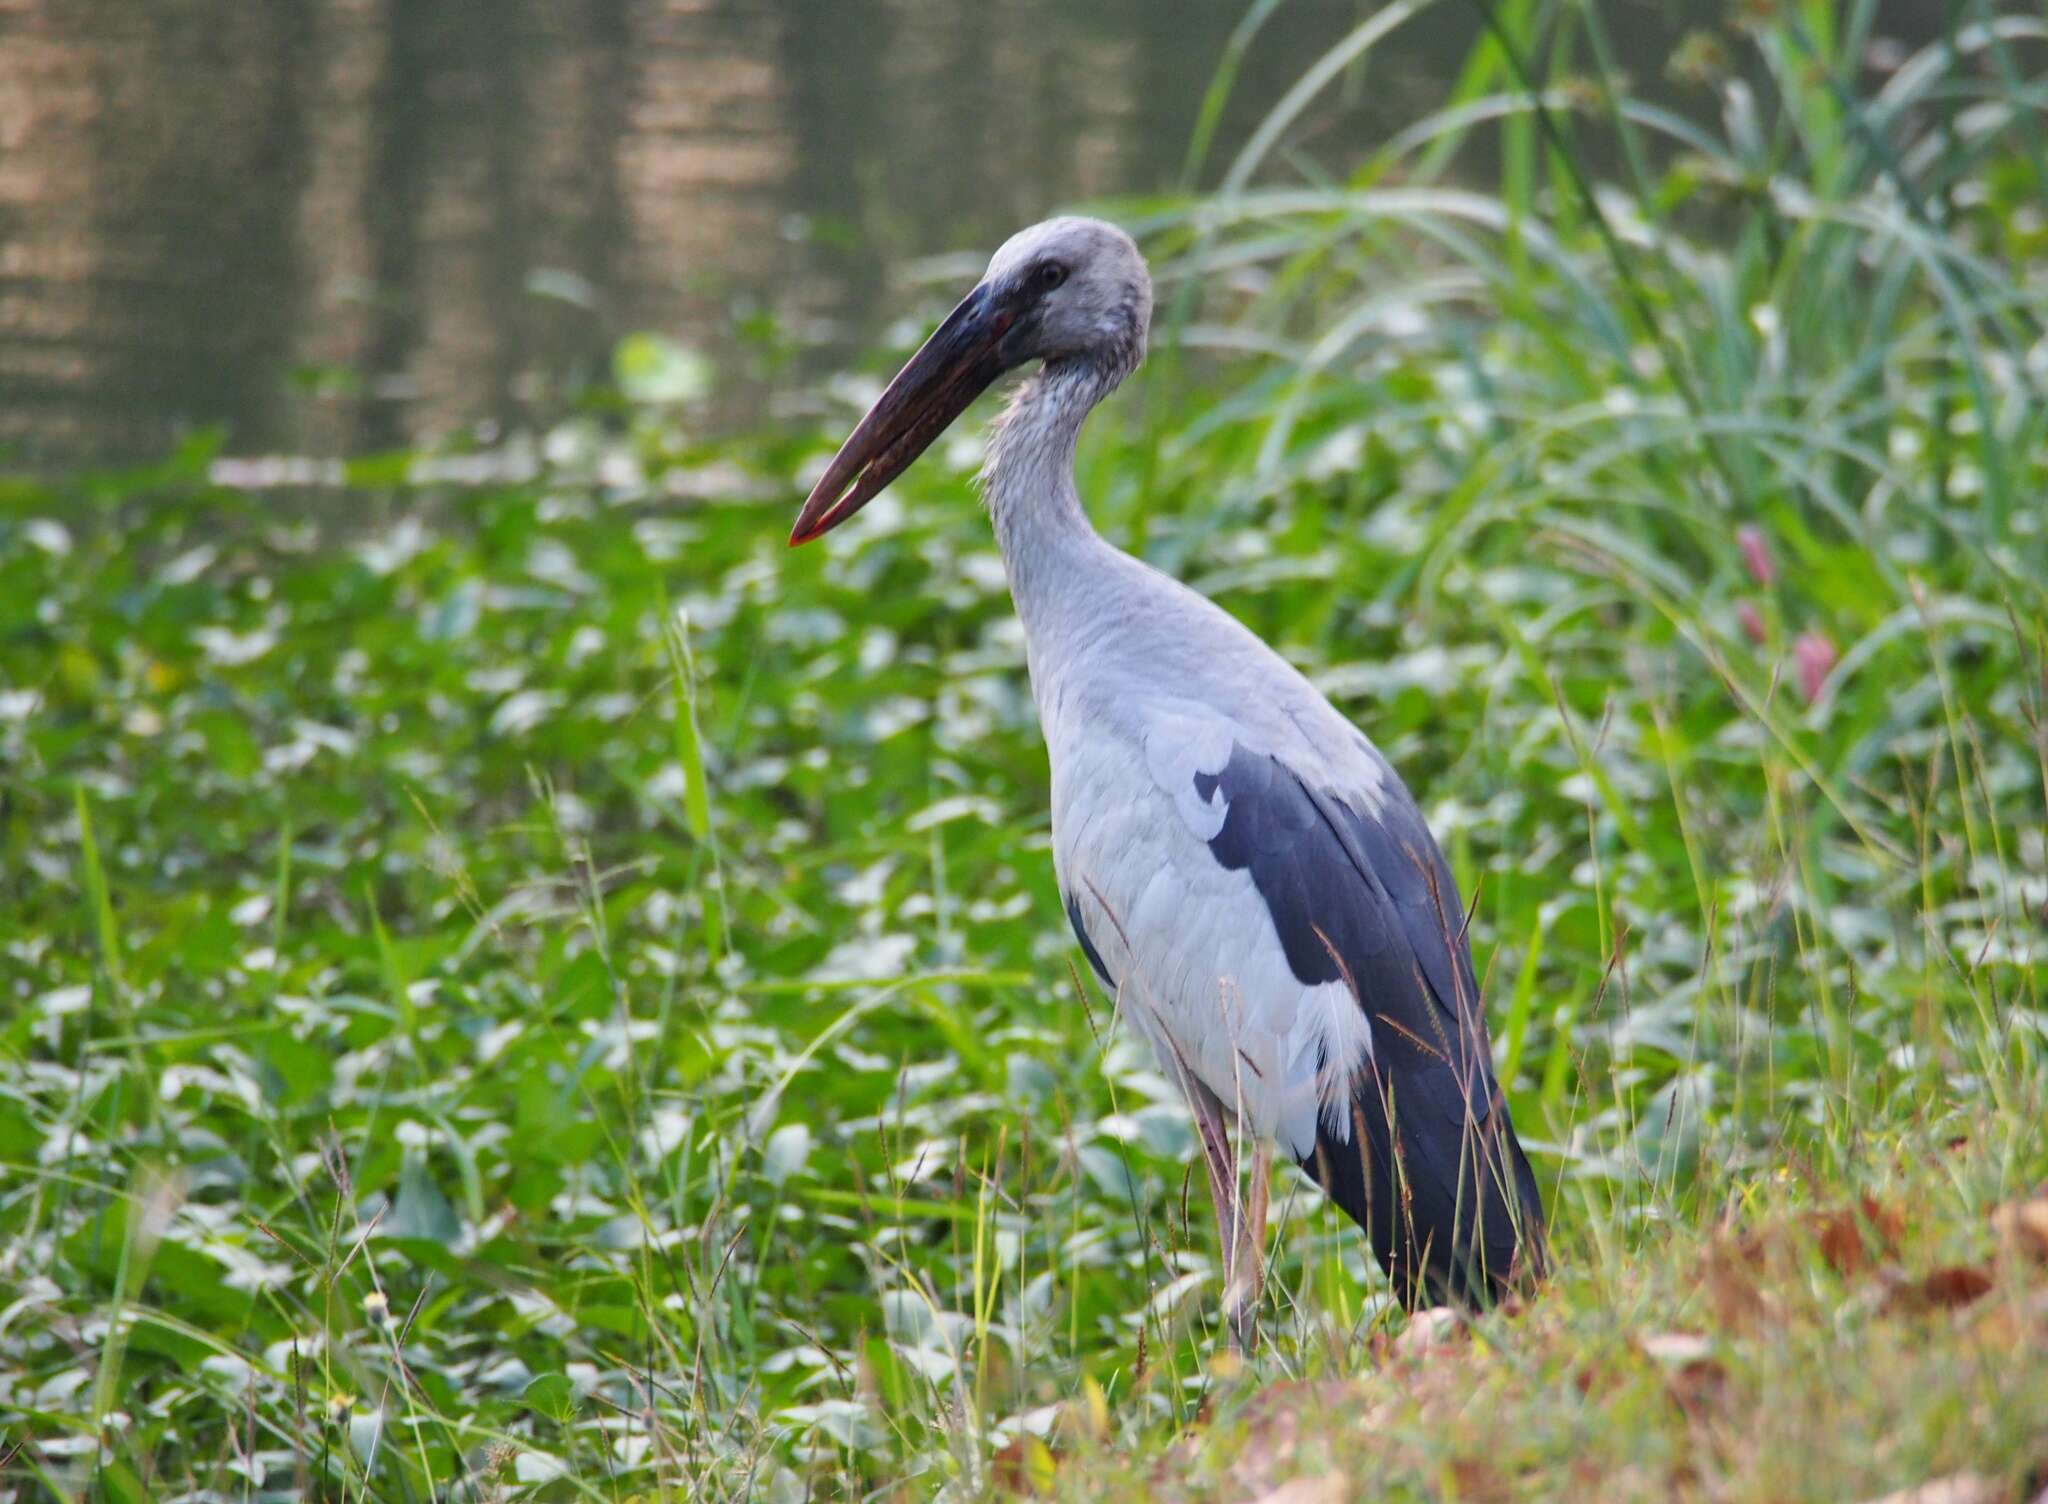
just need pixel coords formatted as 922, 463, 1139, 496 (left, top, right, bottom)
1195, 743, 1547, 1307
1064, 889, 1116, 992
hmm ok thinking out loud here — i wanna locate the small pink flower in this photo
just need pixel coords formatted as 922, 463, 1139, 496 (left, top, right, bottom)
1737, 524, 1776, 586
1793, 630, 1837, 703
1736, 600, 1767, 644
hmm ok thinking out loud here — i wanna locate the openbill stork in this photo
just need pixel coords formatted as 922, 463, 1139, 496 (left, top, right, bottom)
789, 218, 1546, 1348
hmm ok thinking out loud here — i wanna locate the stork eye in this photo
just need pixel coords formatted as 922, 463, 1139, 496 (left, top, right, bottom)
1034, 261, 1068, 293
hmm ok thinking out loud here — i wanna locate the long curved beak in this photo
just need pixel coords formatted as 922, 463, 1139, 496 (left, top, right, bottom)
789, 284, 1013, 546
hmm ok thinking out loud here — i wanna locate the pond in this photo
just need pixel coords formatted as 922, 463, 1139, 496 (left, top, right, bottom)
2, 0, 1752, 464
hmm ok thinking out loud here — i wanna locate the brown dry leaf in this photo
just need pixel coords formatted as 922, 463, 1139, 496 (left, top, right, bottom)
1670, 1361, 1728, 1421
1640, 1332, 1727, 1420
1990, 1192, 2048, 1266
1883, 1264, 1996, 1316
1815, 1196, 1904, 1277
1700, 1236, 1772, 1329
1252, 1474, 1351, 1504
1446, 1455, 1513, 1502
1857, 1472, 2002, 1504
990, 1434, 1057, 1497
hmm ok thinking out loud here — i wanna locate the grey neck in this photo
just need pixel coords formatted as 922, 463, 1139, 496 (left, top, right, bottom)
980, 359, 1117, 643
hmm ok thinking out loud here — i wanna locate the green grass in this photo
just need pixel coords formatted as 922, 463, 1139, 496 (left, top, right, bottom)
3, 3, 2046, 1499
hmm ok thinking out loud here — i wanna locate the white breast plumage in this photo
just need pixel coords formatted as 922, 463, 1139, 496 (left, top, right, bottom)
1054, 701, 1377, 1162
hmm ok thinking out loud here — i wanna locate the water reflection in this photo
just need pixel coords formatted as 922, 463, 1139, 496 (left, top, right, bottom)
1, 0, 1757, 462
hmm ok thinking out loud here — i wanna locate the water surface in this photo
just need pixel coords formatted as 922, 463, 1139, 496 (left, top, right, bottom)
1, 0, 1778, 462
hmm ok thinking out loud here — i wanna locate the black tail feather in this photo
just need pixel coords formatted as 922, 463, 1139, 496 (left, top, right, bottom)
1300, 1063, 1547, 1309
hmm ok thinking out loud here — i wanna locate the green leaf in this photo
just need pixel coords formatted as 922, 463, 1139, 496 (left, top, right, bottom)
522, 1372, 578, 1424
614, 333, 713, 405
383, 1156, 463, 1245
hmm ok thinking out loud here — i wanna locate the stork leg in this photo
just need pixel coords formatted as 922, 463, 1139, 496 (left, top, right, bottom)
1173, 1061, 1269, 1353
1228, 1140, 1272, 1353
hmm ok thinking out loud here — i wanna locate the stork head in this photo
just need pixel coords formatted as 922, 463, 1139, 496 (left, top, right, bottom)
790, 216, 1152, 545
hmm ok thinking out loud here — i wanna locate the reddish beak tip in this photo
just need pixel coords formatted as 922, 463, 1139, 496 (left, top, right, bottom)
785, 280, 1005, 551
